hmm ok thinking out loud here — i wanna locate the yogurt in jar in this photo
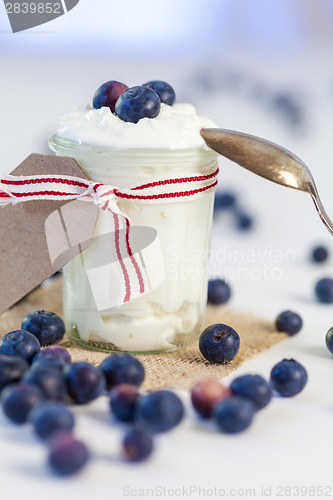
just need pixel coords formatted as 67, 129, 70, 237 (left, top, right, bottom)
50, 100, 218, 353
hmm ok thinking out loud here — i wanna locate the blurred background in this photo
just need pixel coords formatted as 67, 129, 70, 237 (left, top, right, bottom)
1, 0, 333, 317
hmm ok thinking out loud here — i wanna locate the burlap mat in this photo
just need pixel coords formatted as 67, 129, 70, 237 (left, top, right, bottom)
0, 277, 286, 391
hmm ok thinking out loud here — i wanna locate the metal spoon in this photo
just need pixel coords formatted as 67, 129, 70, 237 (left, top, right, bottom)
201, 128, 333, 236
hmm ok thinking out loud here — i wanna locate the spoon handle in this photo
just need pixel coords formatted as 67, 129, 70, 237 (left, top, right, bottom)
309, 185, 333, 237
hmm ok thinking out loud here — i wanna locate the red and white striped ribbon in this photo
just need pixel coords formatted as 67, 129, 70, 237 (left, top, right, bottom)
0, 166, 218, 305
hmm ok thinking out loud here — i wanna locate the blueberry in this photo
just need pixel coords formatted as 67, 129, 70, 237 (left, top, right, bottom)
143, 81, 175, 106
64, 362, 105, 404
0, 354, 29, 392
29, 403, 74, 439
1, 383, 43, 424
272, 92, 296, 114
230, 374, 272, 410
33, 346, 71, 366
270, 359, 308, 397
315, 278, 333, 303
100, 353, 145, 390
199, 324, 240, 364
21, 310, 65, 347
109, 384, 140, 422
23, 369, 67, 402
93, 80, 128, 113
31, 357, 66, 374
191, 380, 231, 419
48, 432, 89, 476
214, 191, 236, 211
272, 92, 303, 129
311, 246, 329, 263
122, 427, 154, 462
275, 310, 303, 336
326, 327, 333, 354
0, 330, 40, 363
207, 279, 231, 305
115, 86, 160, 123
214, 396, 255, 433
136, 390, 184, 433
234, 210, 253, 230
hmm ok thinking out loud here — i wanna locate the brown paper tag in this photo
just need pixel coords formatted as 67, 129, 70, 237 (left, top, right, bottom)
0, 154, 98, 315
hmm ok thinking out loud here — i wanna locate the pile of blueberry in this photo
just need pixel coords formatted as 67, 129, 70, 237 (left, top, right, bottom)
0, 304, 331, 475
191, 358, 308, 433
92, 79, 176, 124
0, 310, 186, 474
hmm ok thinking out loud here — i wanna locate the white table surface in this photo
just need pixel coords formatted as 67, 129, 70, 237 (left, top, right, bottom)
1, 48, 333, 500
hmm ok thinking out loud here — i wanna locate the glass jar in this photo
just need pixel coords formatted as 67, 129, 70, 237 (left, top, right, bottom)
49, 135, 218, 353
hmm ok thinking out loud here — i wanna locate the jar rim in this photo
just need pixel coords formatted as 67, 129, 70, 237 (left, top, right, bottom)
48, 134, 220, 163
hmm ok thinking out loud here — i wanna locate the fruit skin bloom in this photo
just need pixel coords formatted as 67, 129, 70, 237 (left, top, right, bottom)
93, 80, 128, 113
64, 362, 106, 404
23, 368, 67, 402
0, 354, 29, 391
1, 383, 43, 424
0, 330, 40, 363
199, 324, 240, 364
32, 346, 71, 366
214, 397, 255, 434
207, 279, 231, 305
115, 86, 161, 123
21, 310, 65, 347
191, 380, 231, 419
270, 359, 308, 397
275, 310, 303, 336
29, 403, 75, 440
48, 432, 89, 476
135, 390, 184, 433
311, 245, 328, 263
315, 278, 333, 303
109, 384, 140, 422
100, 354, 145, 390
143, 81, 176, 106
230, 374, 272, 410
122, 427, 154, 462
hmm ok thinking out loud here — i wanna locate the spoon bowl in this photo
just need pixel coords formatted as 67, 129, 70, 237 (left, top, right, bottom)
201, 128, 333, 236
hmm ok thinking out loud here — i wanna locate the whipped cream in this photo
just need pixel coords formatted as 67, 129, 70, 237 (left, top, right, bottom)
56, 103, 216, 150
